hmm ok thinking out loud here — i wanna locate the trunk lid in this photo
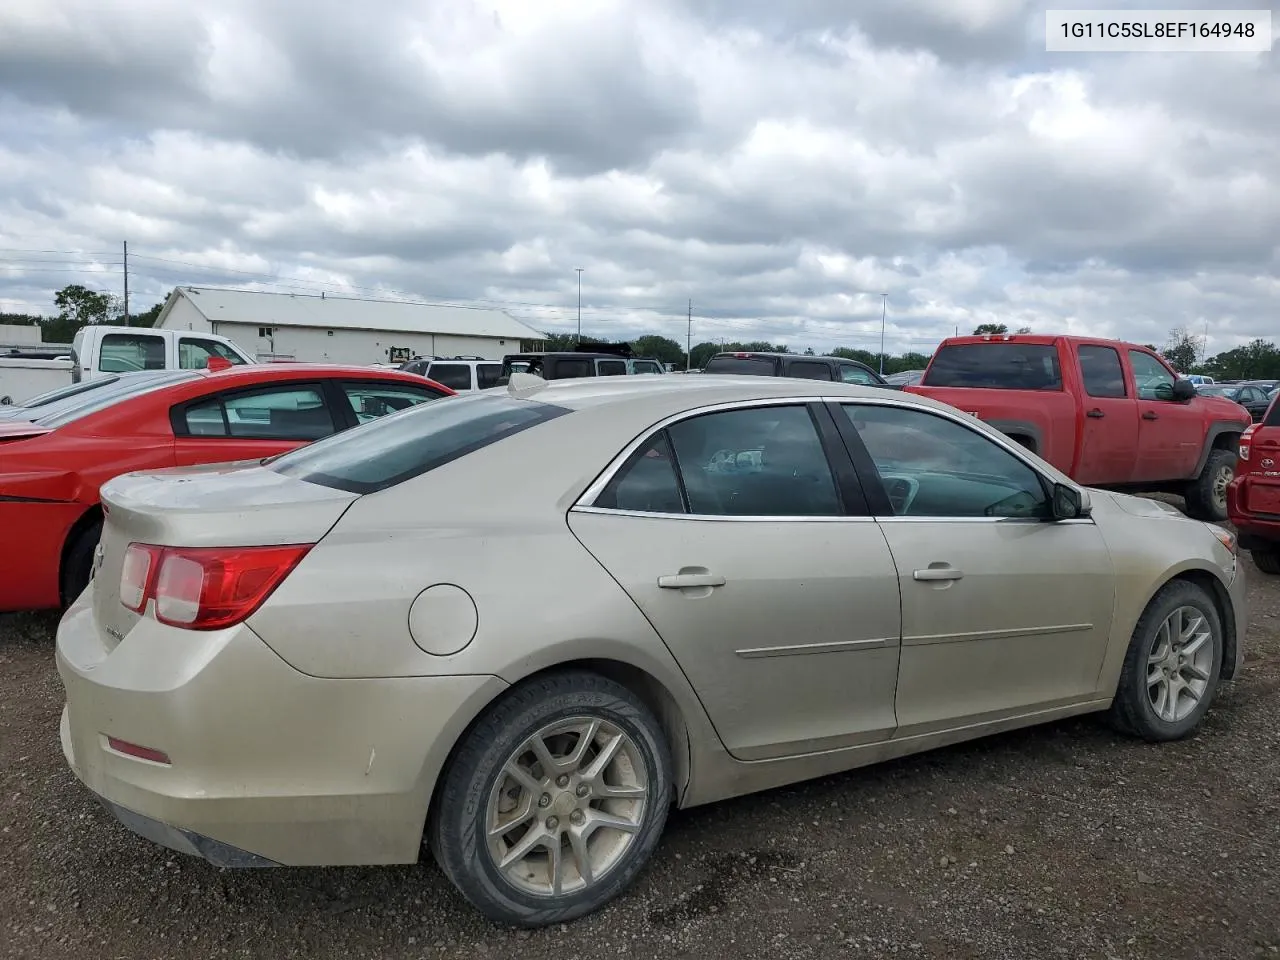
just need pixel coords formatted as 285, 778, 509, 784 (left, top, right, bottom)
93, 460, 359, 646
0, 421, 54, 442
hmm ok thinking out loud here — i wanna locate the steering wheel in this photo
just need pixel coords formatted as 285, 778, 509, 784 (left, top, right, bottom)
880, 473, 919, 515
707, 449, 740, 473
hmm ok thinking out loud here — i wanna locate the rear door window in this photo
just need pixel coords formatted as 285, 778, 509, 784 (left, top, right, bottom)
550, 357, 593, 379
1077, 345, 1126, 398
597, 360, 628, 376
476, 363, 503, 389
98, 333, 166, 373
787, 360, 833, 381
594, 404, 843, 517
426, 363, 473, 391
268, 393, 571, 494
179, 385, 335, 440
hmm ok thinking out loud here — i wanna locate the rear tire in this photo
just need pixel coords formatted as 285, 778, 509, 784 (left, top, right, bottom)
428, 671, 672, 928
1107, 579, 1223, 742
1252, 549, 1280, 575
1183, 448, 1235, 522
60, 519, 102, 607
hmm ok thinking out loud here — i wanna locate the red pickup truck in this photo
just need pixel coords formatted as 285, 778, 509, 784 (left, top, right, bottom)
906, 334, 1250, 521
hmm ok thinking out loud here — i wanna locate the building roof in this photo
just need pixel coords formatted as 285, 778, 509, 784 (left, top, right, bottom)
158, 286, 543, 341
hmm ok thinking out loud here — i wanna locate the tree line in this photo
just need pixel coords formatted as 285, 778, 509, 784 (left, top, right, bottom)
4, 286, 1275, 382
1159, 326, 1280, 382
1, 284, 164, 343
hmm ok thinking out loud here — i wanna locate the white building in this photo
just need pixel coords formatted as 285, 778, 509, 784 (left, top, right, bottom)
154, 286, 543, 364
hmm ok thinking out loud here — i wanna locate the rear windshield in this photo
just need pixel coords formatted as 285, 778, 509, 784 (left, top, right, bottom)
34, 371, 201, 427
922, 343, 1063, 390
268, 393, 571, 494
18, 376, 123, 408
704, 356, 777, 375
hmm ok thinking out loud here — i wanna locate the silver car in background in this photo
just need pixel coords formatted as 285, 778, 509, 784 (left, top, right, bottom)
57, 375, 1245, 927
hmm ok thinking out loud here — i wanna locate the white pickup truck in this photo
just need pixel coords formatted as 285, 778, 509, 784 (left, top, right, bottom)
0, 325, 254, 406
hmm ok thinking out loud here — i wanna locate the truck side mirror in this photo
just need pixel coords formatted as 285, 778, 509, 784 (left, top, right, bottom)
1172, 379, 1196, 401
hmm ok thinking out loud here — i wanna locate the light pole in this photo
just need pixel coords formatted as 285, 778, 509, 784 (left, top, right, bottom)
879, 293, 888, 375
576, 268, 584, 343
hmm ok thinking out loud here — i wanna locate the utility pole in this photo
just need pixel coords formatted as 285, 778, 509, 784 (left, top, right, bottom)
686, 298, 692, 371
575, 268, 584, 343
879, 293, 888, 375
122, 240, 130, 325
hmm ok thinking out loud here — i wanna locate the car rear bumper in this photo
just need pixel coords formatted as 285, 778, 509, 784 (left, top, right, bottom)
55, 589, 508, 867
1227, 477, 1280, 550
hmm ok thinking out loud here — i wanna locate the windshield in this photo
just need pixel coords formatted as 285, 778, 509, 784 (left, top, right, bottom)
34, 370, 201, 427
1197, 385, 1240, 399
268, 392, 570, 494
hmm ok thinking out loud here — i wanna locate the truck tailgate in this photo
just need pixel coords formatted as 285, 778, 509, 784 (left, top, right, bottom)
905, 384, 1077, 470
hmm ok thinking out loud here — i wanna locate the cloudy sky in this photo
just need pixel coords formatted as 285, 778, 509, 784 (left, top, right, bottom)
0, 0, 1276, 357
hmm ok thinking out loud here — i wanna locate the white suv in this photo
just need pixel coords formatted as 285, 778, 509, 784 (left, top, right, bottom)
400, 357, 504, 392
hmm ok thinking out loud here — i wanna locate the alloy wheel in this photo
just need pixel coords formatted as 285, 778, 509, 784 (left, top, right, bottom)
1146, 605, 1216, 723
485, 716, 649, 898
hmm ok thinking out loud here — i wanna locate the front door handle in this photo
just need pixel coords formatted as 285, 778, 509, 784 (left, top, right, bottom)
1143, 411, 1160, 421
658, 572, 726, 589
913, 566, 964, 582
1086, 408, 1105, 419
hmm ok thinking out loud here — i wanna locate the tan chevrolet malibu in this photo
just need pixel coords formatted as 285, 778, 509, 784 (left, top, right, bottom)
56, 374, 1246, 927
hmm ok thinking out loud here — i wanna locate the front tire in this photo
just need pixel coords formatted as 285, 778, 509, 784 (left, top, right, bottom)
1107, 580, 1223, 742
428, 671, 673, 927
1183, 448, 1235, 522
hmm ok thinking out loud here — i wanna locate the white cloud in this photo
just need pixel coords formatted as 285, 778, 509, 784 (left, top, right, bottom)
0, 0, 1276, 359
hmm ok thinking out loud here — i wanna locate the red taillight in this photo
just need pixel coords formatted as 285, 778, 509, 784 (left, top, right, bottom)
1240, 424, 1258, 462
120, 543, 163, 613
119, 543, 312, 630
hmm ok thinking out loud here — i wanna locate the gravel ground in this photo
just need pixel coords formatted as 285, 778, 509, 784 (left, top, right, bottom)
3, 550, 1279, 960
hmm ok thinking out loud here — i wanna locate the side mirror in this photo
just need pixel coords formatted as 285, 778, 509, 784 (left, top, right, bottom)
1051, 483, 1089, 520
1172, 379, 1196, 402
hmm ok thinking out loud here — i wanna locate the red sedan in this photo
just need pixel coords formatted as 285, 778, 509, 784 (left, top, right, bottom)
0, 363, 454, 612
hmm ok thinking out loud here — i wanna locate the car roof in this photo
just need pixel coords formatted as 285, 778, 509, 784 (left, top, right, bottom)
709, 351, 866, 363
196, 362, 433, 383
509, 371, 950, 414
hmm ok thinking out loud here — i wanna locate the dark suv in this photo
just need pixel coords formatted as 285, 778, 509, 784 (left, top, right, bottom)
702, 352, 897, 387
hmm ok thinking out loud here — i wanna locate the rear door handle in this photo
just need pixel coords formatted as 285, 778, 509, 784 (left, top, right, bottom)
658, 573, 726, 589
1143, 411, 1160, 421
913, 566, 964, 582
1086, 408, 1105, 419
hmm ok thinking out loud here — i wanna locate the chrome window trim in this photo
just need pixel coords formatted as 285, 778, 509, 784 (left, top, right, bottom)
571, 392, 1092, 523
571, 505, 877, 523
